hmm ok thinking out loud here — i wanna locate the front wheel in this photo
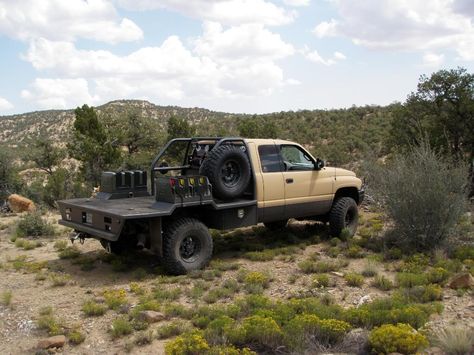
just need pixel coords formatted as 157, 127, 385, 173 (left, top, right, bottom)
162, 217, 213, 275
328, 197, 359, 238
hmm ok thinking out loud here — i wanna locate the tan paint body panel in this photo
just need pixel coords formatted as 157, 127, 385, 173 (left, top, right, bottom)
245, 139, 362, 208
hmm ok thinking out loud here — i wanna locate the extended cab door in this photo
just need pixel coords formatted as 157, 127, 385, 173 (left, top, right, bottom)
279, 144, 334, 219
255, 144, 286, 222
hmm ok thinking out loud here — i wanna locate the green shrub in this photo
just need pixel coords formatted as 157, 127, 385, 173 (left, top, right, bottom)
367, 143, 468, 252
207, 345, 256, 355
452, 245, 474, 261
1, 290, 12, 306
110, 317, 133, 338
15, 238, 41, 250
165, 330, 210, 355
298, 259, 341, 274
243, 271, 270, 294
313, 274, 330, 288
37, 307, 64, 336
16, 212, 54, 237
396, 273, 428, 288
344, 273, 364, 287
103, 289, 128, 310
362, 261, 379, 277
49, 272, 70, 286
134, 330, 154, 346
427, 267, 451, 285
397, 284, 443, 303
82, 300, 107, 316
53, 240, 68, 251
284, 314, 351, 350
429, 325, 474, 355
157, 320, 191, 339
204, 316, 236, 345
344, 245, 365, 258
153, 287, 182, 301
68, 329, 86, 345
372, 276, 394, 291
369, 323, 428, 354
239, 315, 283, 348
58, 246, 81, 259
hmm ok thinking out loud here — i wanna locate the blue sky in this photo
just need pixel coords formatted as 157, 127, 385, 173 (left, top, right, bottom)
0, 0, 473, 115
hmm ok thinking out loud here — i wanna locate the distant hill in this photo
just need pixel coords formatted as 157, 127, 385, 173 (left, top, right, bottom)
0, 100, 231, 146
0, 99, 397, 165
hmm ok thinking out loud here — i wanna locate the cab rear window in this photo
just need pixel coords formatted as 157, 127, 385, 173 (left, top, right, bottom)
258, 145, 283, 173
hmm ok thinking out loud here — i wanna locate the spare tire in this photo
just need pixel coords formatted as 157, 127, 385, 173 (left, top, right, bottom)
200, 145, 251, 200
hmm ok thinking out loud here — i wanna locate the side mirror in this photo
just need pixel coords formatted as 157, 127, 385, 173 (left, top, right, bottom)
314, 158, 325, 170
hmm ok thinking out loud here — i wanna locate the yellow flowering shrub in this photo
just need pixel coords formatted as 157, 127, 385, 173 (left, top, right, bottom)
165, 330, 210, 355
369, 323, 428, 354
103, 289, 127, 310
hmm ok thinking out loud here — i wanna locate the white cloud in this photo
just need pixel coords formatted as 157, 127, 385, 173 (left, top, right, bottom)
21, 21, 295, 108
194, 22, 295, 61
422, 53, 445, 67
313, 0, 474, 60
0, 0, 142, 43
304, 48, 345, 66
333, 51, 346, 60
283, 0, 310, 7
0, 97, 13, 111
117, 0, 295, 26
21, 78, 98, 109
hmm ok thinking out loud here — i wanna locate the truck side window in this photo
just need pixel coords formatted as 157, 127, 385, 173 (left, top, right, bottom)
258, 145, 284, 173
280, 145, 314, 171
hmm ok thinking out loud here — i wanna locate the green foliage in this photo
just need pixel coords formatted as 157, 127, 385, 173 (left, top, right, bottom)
369, 323, 428, 354
389, 68, 474, 194
243, 271, 270, 294
298, 259, 342, 274
110, 317, 133, 338
167, 116, 195, 140
396, 284, 443, 303
285, 314, 351, 350
367, 143, 467, 252
103, 289, 128, 310
427, 267, 451, 285
157, 320, 191, 339
58, 246, 81, 259
204, 315, 236, 345
313, 274, 330, 288
0, 147, 23, 200
429, 325, 474, 355
68, 104, 121, 186
37, 307, 64, 336
68, 329, 86, 345
165, 330, 210, 355
372, 276, 394, 291
16, 212, 54, 238
396, 273, 428, 288
239, 315, 283, 348
82, 300, 107, 316
344, 273, 364, 287
238, 115, 279, 139
29, 139, 65, 175
1, 290, 12, 306
452, 245, 474, 261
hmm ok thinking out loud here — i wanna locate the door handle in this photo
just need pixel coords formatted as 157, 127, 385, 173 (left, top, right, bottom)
286, 178, 294, 184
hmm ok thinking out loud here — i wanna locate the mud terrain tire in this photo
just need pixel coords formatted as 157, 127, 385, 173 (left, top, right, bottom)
200, 145, 251, 200
329, 197, 358, 238
162, 217, 213, 275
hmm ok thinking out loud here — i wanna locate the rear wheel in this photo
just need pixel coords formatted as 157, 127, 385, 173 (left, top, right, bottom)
162, 217, 213, 275
328, 197, 358, 238
264, 219, 288, 231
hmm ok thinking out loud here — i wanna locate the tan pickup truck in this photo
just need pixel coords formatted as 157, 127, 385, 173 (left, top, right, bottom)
58, 137, 364, 274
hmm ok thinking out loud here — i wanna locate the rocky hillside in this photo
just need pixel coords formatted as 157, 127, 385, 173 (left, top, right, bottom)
0, 100, 230, 146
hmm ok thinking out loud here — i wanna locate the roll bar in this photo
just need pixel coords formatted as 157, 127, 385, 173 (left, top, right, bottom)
149, 137, 247, 195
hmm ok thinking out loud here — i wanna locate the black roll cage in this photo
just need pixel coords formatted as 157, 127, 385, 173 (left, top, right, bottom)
150, 137, 250, 196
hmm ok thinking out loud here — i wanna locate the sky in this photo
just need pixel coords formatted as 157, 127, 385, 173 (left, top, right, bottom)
0, 0, 473, 115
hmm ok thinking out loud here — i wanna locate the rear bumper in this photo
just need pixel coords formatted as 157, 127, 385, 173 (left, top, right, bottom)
358, 188, 365, 205
58, 220, 118, 241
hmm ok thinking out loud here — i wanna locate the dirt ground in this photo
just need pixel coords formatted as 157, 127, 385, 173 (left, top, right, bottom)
0, 212, 472, 355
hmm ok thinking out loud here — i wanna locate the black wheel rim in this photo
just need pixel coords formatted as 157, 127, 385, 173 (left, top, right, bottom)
179, 235, 201, 262
220, 159, 240, 188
